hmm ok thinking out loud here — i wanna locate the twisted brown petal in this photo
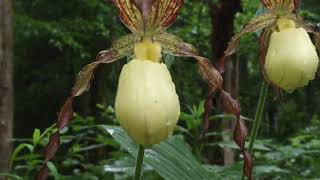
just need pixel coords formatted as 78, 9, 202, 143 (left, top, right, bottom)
220, 90, 252, 178
220, 91, 241, 117
155, 31, 253, 179
224, 12, 277, 56
37, 165, 48, 180
243, 150, 253, 179
233, 118, 248, 148
44, 132, 60, 162
36, 34, 136, 179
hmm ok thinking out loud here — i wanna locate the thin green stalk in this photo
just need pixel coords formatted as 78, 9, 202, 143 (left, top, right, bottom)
134, 145, 145, 180
240, 81, 268, 180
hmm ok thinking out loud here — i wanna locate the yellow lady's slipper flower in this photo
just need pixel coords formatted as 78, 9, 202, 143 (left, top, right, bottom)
265, 18, 319, 92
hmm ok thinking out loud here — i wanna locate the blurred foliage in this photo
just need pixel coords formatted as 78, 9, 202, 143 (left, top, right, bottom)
7, 0, 320, 179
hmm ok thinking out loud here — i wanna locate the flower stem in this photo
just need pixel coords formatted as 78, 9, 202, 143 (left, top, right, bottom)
240, 81, 268, 180
134, 145, 145, 180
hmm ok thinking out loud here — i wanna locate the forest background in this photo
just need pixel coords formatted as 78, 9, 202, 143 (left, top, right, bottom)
0, 0, 320, 179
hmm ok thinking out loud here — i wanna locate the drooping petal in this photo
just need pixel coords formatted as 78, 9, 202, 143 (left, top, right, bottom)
36, 34, 137, 180
155, 32, 253, 179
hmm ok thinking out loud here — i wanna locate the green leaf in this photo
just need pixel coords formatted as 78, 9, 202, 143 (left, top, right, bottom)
254, 165, 289, 175
0, 173, 23, 180
33, 129, 41, 145
164, 54, 175, 69
100, 125, 220, 180
10, 143, 34, 168
207, 141, 271, 151
47, 161, 60, 179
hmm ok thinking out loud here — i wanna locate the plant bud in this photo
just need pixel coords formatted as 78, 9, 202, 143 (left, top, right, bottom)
115, 59, 180, 147
265, 18, 319, 92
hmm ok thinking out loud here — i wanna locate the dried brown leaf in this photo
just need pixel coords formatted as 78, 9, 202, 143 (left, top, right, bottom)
225, 12, 277, 56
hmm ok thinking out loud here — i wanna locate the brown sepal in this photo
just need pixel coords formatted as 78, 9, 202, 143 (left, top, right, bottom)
261, 0, 295, 13
44, 132, 60, 162
132, 0, 156, 27
147, 0, 184, 33
233, 118, 248, 149
112, 0, 143, 34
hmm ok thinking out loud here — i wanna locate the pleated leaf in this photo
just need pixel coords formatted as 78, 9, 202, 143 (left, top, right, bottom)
100, 125, 220, 180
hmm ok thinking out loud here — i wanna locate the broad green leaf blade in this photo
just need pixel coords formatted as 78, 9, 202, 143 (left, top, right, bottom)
10, 143, 34, 168
47, 161, 60, 179
100, 125, 220, 180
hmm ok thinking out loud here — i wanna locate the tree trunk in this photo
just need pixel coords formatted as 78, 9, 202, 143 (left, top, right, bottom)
0, 0, 13, 175
209, 0, 241, 166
